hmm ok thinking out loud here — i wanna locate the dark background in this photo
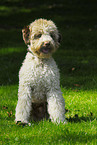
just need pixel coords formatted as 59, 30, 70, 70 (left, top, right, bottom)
0, 0, 97, 89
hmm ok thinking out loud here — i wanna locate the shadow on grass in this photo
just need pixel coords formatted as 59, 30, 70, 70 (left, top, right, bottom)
1, 49, 97, 90
67, 115, 96, 123
0, 51, 26, 86
1, 0, 97, 29
1, 0, 97, 90
2, 104, 96, 123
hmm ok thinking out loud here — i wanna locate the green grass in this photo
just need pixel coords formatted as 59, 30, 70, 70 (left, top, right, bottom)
0, 0, 97, 144
0, 87, 97, 144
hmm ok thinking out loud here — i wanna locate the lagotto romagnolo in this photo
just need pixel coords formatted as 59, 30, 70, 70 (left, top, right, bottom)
15, 18, 66, 125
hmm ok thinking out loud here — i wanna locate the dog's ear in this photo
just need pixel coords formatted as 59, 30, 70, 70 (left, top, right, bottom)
22, 26, 30, 44
58, 33, 62, 44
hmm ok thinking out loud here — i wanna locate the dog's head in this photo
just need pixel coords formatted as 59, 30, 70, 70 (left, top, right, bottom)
22, 19, 61, 58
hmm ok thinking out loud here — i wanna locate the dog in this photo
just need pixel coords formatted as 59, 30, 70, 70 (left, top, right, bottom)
15, 18, 66, 124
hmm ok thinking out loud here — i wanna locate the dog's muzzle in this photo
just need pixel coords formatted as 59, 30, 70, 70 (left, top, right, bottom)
40, 42, 53, 54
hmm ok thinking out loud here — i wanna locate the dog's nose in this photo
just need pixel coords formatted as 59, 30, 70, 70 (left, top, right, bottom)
43, 42, 50, 47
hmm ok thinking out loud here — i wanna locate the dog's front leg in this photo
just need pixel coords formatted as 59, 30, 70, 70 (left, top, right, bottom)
47, 89, 66, 124
15, 85, 32, 124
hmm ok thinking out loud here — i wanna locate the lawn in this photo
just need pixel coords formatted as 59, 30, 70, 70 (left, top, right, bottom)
0, 0, 97, 144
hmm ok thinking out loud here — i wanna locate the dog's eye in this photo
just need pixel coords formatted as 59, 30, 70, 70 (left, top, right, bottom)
34, 33, 42, 39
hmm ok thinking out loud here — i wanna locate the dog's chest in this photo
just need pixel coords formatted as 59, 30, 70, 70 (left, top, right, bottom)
30, 60, 55, 87
20, 55, 59, 102
28, 60, 57, 101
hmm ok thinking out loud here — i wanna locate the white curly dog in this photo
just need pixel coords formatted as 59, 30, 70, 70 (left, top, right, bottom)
15, 18, 66, 124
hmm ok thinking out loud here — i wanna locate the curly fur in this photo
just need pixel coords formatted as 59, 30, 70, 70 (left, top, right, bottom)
15, 18, 66, 124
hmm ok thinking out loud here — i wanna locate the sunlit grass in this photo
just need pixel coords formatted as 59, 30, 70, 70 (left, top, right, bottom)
0, 47, 25, 54
0, 6, 31, 16
62, 88, 97, 120
0, 85, 97, 144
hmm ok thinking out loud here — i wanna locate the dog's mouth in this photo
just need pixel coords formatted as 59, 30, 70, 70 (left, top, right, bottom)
40, 47, 52, 54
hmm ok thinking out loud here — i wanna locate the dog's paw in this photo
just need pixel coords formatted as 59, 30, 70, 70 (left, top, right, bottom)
16, 121, 31, 127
